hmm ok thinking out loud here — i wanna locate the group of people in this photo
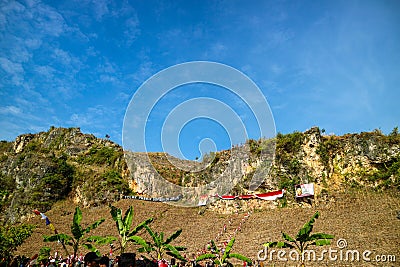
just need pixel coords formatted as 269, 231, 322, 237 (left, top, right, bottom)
80, 252, 112, 267
11, 252, 251, 267
9, 252, 123, 267
12, 252, 173, 267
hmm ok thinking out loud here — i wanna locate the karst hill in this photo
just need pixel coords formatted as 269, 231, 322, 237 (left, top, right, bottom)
0, 126, 399, 224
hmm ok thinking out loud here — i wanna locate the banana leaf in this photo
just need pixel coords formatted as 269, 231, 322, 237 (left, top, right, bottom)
227, 253, 252, 264
165, 229, 182, 244
195, 253, 217, 262
296, 211, 320, 241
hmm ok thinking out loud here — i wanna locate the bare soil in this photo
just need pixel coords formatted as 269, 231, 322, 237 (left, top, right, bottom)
17, 190, 400, 267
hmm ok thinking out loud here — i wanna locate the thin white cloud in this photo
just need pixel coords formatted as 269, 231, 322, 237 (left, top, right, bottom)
124, 16, 140, 46
115, 92, 131, 102
92, 0, 109, 21
34, 4, 67, 37
52, 48, 82, 69
267, 28, 294, 47
24, 38, 42, 49
98, 61, 117, 74
131, 60, 156, 84
0, 102, 44, 123
210, 42, 227, 56
69, 113, 90, 126
0, 57, 23, 75
1, 1, 25, 16
0, 106, 22, 116
34, 65, 55, 78
69, 105, 121, 127
0, 0, 87, 100
100, 74, 117, 83
85, 46, 99, 57
270, 64, 283, 75
0, 57, 24, 85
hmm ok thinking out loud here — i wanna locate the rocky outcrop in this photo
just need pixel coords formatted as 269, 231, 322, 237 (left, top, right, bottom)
0, 127, 130, 223
124, 126, 400, 207
268, 127, 400, 196
1, 126, 399, 221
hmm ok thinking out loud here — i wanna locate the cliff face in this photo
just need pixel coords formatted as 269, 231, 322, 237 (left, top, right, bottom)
269, 127, 400, 196
1, 126, 399, 222
124, 126, 399, 205
320, 130, 400, 189
124, 145, 263, 206
0, 127, 131, 223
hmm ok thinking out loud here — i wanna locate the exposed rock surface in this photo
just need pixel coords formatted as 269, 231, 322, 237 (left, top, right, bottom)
1, 126, 399, 222
0, 127, 130, 223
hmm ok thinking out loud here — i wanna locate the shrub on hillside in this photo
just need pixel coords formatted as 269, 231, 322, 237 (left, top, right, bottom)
0, 224, 35, 266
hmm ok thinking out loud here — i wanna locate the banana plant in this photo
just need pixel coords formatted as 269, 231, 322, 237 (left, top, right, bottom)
135, 225, 186, 262
37, 247, 51, 265
196, 238, 252, 267
43, 207, 114, 261
109, 205, 153, 254
264, 211, 334, 265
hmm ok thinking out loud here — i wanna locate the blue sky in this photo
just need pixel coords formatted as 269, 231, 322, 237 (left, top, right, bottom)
1, 0, 399, 160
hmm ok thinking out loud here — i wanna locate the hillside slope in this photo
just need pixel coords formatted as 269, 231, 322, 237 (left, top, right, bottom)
17, 189, 400, 267
0, 127, 130, 224
1, 126, 399, 224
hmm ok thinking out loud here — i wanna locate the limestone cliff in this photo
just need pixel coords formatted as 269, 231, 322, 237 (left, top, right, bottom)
0, 127, 131, 223
268, 127, 400, 196
123, 126, 399, 206
1, 126, 399, 222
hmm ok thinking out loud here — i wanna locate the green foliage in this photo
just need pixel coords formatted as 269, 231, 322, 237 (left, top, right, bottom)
287, 159, 301, 175
37, 246, 51, 264
109, 205, 153, 253
81, 170, 131, 205
247, 139, 262, 156
0, 140, 12, 153
247, 138, 275, 158
0, 154, 7, 163
24, 140, 39, 152
274, 132, 305, 195
47, 131, 66, 150
389, 126, 398, 136
29, 155, 75, 211
276, 131, 304, 156
316, 136, 340, 170
43, 207, 112, 261
278, 174, 300, 192
0, 144, 10, 163
387, 126, 400, 145
16, 154, 26, 165
136, 225, 186, 261
278, 196, 288, 208
0, 224, 35, 264
0, 173, 16, 212
101, 170, 131, 194
195, 237, 252, 266
367, 157, 400, 190
78, 146, 122, 166
264, 211, 334, 263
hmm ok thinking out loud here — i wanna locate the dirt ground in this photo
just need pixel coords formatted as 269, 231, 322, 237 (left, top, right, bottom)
17, 189, 400, 267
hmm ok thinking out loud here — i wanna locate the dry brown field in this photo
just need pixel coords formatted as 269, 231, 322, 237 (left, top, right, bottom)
17, 190, 400, 267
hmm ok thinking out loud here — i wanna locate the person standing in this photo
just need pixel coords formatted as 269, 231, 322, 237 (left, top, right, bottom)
99, 256, 110, 267
84, 252, 100, 267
